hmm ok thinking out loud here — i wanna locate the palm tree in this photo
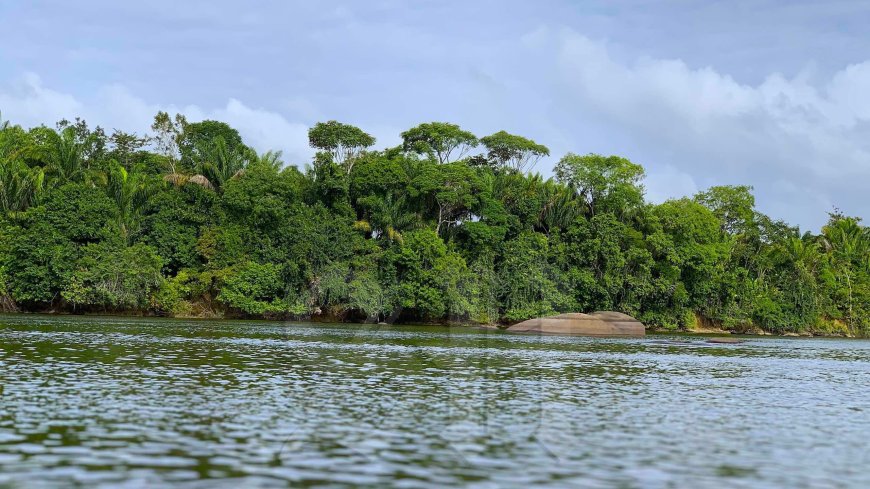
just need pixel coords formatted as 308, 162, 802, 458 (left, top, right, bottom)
183, 136, 252, 192
0, 160, 44, 217
821, 218, 869, 331
43, 127, 86, 185
356, 194, 416, 243
256, 150, 284, 171
106, 162, 156, 243
538, 179, 580, 235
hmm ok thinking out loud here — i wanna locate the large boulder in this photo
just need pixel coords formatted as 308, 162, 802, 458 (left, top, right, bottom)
506, 311, 645, 336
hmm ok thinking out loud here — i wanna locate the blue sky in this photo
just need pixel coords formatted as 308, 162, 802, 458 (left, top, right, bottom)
2, 0, 869, 230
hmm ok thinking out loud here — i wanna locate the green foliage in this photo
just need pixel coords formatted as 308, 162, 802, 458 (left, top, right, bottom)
409, 161, 482, 235
189, 136, 255, 192
695, 185, 756, 235
0, 159, 44, 217
106, 162, 158, 242
480, 130, 549, 172
63, 242, 163, 310
0, 112, 866, 334
179, 120, 250, 172
555, 153, 645, 217
499, 232, 567, 321
308, 121, 375, 172
218, 261, 298, 316
141, 185, 213, 273
349, 153, 410, 202
401, 122, 478, 164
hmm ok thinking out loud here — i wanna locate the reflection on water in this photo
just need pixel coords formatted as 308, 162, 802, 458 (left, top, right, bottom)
1, 315, 869, 488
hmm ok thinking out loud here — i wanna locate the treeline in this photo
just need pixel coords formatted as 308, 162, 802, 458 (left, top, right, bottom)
0, 113, 867, 335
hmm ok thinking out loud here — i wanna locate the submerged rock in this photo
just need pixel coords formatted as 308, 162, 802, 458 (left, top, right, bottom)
706, 337, 744, 344
506, 311, 645, 337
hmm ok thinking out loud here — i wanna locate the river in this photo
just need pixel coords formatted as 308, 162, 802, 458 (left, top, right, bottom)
1, 315, 869, 488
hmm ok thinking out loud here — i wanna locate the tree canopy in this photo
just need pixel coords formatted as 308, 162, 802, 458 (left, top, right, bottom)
308, 121, 375, 173
0, 112, 866, 336
480, 130, 549, 172
401, 122, 478, 164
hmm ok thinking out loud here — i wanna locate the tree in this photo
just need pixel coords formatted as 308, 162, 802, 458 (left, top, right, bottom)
109, 129, 151, 169
821, 216, 869, 333
349, 152, 410, 205
54, 118, 107, 165
308, 121, 375, 173
218, 261, 297, 316
141, 185, 212, 274
42, 127, 86, 185
62, 242, 163, 310
106, 162, 157, 243
382, 229, 476, 320
150, 111, 187, 181
356, 194, 416, 242
695, 185, 756, 236
480, 130, 549, 172
3, 184, 118, 305
1, 110, 867, 334
537, 178, 581, 236
0, 160, 44, 217
650, 198, 731, 325
410, 162, 481, 235
554, 153, 645, 217
187, 136, 253, 192
400, 122, 478, 164
499, 232, 567, 321
178, 119, 250, 171
256, 150, 285, 171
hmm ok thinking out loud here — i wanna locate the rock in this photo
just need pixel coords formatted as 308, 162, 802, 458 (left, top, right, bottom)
706, 337, 744, 344
506, 311, 645, 337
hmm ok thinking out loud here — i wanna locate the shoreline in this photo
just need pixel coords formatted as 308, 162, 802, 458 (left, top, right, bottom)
0, 310, 861, 339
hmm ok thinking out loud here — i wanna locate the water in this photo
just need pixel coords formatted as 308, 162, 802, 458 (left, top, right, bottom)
1, 315, 869, 488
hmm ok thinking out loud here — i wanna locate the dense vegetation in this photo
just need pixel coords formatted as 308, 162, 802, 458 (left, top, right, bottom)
0, 112, 867, 335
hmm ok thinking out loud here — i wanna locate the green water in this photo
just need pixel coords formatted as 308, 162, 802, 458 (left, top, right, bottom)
1, 315, 868, 488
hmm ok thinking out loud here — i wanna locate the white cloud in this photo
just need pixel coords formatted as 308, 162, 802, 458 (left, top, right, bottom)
0, 73, 83, 125
0, 73, 313, 166
211, 99, 310, 164
548, 30, 870, 229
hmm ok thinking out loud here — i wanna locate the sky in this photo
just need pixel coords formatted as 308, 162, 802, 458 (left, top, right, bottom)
1, 0, 869, 230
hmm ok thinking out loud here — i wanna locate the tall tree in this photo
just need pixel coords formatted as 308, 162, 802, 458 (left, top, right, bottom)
42, 127, 86, 185
150, 111, 187, 182
695, 185, 756, 236
0, 160, 44, 218
401, 122, 478, 164
178, 120, 250, 171
308, 121, 375, 173
410, 162, 481, 235
188, 136, 253, 192
109, 130, 151, 169
554, 153, 645, 217
106, 162, 156, 243
821, 216, 869, 332
480, 130, 549, 172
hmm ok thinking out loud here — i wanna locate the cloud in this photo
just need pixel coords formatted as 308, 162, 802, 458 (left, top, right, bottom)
546, 29, 870, 230
0, 73, 313, 165
210, 99, 310, 164
0, 73, 83, 125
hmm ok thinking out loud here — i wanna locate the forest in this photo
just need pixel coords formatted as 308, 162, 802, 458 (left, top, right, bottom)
0, 113, 867, 335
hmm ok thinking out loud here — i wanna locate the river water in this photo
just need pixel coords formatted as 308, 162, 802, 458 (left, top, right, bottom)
1, 315, 868, 488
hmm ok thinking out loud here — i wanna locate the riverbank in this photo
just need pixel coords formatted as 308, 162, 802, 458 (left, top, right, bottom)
0, 309, 862, 338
